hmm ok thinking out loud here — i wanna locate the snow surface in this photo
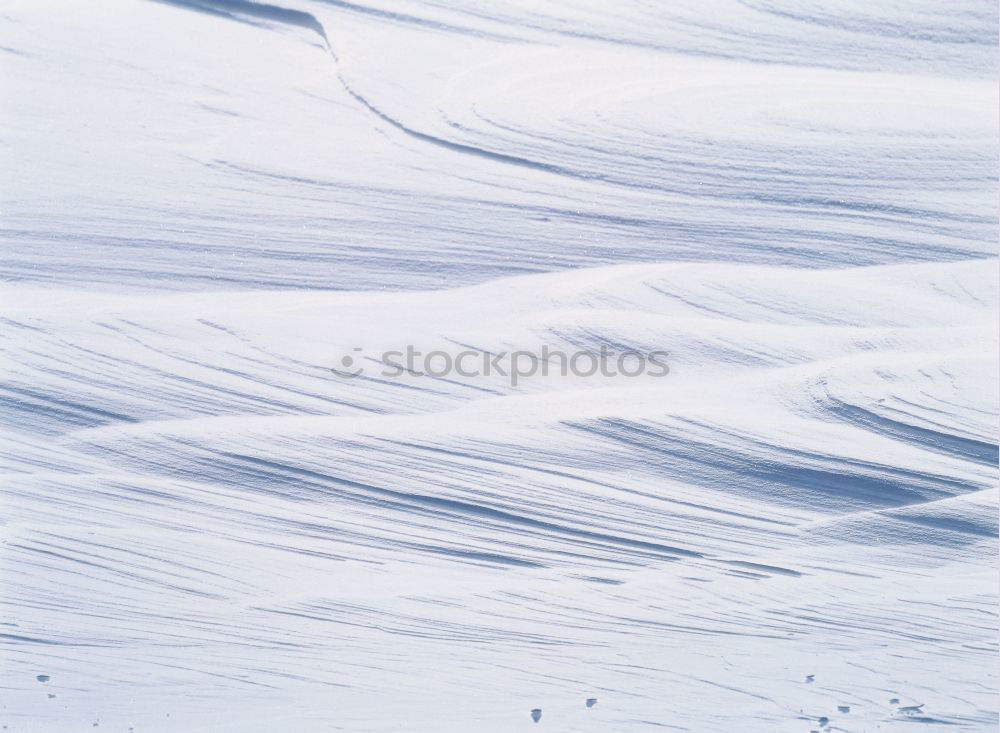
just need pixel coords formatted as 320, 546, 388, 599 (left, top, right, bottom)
0, 0, 996, 731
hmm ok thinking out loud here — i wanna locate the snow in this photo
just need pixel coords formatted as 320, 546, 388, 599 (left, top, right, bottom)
0, 0, 996, 731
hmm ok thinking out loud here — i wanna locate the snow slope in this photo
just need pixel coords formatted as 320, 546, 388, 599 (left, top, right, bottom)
0, 0, 996, 731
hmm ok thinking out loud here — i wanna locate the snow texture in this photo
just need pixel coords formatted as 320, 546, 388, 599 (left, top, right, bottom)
0, 0, 996, 731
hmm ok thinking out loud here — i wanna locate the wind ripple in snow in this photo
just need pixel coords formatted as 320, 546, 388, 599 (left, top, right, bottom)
0, 0, 996, 732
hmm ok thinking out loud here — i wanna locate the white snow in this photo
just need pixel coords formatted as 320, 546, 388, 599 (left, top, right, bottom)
0, 0, 996, 731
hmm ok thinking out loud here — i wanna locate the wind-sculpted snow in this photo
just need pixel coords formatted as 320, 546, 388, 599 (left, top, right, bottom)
2, 0, 997, 291
0, 0, 996, 731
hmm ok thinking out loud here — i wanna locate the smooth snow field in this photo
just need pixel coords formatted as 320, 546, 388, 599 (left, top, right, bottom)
0, 0, 997, 731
